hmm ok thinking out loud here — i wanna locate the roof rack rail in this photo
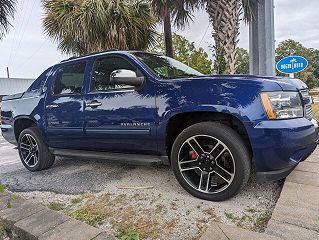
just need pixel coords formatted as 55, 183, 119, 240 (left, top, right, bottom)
60, 49, 119, 63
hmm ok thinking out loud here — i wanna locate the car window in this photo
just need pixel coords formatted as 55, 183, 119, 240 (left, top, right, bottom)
53, 61, 86, 95
90, 57, 140, 92
133, 52, 203, 80
28, 67, 52, 92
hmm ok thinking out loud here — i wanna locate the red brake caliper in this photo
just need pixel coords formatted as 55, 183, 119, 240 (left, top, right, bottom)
190, 151, 197, 160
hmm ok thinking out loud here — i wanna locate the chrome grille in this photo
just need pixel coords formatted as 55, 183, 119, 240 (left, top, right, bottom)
300, 89, 313, 119
305, 105, 313, 119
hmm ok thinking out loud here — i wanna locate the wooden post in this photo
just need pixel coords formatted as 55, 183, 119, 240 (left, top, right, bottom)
6, 67, 10, 78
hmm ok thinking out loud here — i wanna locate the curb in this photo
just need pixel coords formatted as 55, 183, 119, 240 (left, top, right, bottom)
0, 191, 116, 240
200, 154, 319, 240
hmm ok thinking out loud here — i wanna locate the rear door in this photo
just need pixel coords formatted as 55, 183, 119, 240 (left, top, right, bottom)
83, 55, 158, 154
45, 61, 87, 149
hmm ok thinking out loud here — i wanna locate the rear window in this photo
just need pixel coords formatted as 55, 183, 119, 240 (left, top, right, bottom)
28, 67, 52, 92
53, 61, 86, 95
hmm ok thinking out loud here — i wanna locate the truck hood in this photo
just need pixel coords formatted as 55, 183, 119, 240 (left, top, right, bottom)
191, 75, 308, 91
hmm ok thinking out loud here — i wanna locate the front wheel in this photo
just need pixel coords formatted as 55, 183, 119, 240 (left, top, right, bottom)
171, 122, 251, 201
18, 127, 55, 172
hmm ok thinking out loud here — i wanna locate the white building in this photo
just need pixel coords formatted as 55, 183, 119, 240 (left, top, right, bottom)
0, 78, 35, 102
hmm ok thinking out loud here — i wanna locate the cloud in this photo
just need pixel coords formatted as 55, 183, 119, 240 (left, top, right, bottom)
0, 0, 318, 78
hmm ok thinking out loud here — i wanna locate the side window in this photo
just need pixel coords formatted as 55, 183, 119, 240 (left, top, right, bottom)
53, 61, 86, 95
90, 57, 140, 92
28, 67, 52, 92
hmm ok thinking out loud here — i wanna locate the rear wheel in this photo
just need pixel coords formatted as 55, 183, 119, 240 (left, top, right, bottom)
171, 122, 251, 201
18, 127, 55, 171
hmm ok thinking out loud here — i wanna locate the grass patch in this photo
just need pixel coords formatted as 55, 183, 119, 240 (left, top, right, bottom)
312, 104, 319, 119
11, 194, 17, 201
224, 210, 270, 232
0, 184, 5, 193
0, 225, 8, 238
118, 229, 139, 240
69, 209, 106, 227
48, 202, 65, 211
71, 197, 82, 205
225, 212, 237, 221
66, 193, 180, 239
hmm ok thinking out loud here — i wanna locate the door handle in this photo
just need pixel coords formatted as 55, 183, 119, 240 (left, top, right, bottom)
46, 104, 59, 109
86, 101, 102, 109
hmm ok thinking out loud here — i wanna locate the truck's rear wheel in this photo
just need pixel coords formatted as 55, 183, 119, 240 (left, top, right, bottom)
171, 122, 251, 201
18, 127, 55, 171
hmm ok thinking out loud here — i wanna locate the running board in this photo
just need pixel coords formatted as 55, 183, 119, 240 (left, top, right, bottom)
49, 148, 169, 166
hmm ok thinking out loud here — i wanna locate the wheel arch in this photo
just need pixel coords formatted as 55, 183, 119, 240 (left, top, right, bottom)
13, 116, 38, 141
164, 109, 252, 159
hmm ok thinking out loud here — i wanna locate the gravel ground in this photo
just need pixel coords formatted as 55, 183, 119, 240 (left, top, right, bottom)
0, 135, 283, 239
17, 163, 283, 240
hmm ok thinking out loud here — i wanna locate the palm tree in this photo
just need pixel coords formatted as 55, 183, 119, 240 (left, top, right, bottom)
206, 0, 255, 74
0, 0, 15, 40
150, 0, 202, 57
42, 0, 157, 55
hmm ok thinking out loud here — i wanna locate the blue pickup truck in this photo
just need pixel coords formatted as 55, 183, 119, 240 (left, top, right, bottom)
1, 51, 318, 201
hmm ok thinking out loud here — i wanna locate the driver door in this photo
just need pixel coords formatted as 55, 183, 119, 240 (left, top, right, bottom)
83, 55, 158, 154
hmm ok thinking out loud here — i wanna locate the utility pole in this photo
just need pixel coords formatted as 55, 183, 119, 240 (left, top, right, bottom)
249, 0, 275, 76
6, 67, 10, 78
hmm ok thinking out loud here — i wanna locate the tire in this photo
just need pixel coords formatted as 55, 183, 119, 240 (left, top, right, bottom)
171, 122, 251, 201
18, 127, 55, 171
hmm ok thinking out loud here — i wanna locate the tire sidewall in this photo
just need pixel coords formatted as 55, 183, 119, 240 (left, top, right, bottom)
18, 128, 46, 171
171, 122, 250, 201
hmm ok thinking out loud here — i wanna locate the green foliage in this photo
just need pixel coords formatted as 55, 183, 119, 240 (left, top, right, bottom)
11, 193, 17, 201
236, 48, 250, 74
71, 197, 82, 205
119, 229, 140, 240
42, 0, 157, 55
0, 0, 16, 40
0, 184, 5, 193
0, 225, 8, 238
48, 202, 65, 211
69, 209, 106, 227
312, 104, 319, 120
151, 33, 213, 74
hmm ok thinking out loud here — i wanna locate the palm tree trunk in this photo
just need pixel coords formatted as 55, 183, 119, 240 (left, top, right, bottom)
163, 12, 174, 58
207, 0, 241, 74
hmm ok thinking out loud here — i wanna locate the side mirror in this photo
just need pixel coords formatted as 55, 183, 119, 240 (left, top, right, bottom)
110, 69, 145, 88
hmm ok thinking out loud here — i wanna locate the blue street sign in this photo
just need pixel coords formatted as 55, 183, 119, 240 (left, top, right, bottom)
276, 56, 308, 74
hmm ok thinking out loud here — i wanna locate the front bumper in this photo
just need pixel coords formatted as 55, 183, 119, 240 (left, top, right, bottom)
245, 118, 319, 181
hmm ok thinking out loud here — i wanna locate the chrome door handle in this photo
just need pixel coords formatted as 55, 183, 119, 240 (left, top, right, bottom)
86, 101, 102, 108
46, 104, 59, 109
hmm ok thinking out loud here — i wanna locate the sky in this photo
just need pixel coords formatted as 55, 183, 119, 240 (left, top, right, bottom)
0, 0, 319, 79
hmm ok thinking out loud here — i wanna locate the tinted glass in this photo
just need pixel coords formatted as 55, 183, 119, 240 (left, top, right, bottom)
28, 67, 52, 92
133, 52, 203, 79
54, 61, 86, 95
90, 57, 138, 92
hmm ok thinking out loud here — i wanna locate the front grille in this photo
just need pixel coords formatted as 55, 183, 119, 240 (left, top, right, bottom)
305, 105, 313, 119
300, 89, 313, 119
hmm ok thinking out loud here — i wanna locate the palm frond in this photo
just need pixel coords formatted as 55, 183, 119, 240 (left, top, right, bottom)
241, 0, 258, 23
0, 0, 16, 39
42, 0, 157, 55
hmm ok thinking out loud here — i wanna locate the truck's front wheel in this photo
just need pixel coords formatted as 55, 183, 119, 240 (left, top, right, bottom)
18, 127, 55, 172
171, 122, 251, 201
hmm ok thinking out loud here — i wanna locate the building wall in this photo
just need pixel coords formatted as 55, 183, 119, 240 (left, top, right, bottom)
0, 78, 35, 96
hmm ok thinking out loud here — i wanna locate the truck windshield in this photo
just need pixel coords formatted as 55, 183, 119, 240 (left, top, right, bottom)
133, 52, 203, 79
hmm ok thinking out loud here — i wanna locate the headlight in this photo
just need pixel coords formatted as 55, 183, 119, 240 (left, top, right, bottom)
260, 91, 303, 119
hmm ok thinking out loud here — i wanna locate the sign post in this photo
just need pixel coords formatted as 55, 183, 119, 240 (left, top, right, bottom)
276, 56, 308, 78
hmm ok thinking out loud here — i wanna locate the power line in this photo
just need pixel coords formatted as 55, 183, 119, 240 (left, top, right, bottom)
11, 0, 37, 64
198, 23, 210, 47
18, 39, 47, 70
8, 0, 31, 65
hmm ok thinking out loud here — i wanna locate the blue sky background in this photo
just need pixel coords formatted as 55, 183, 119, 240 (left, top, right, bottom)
1, 0, 319, 79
